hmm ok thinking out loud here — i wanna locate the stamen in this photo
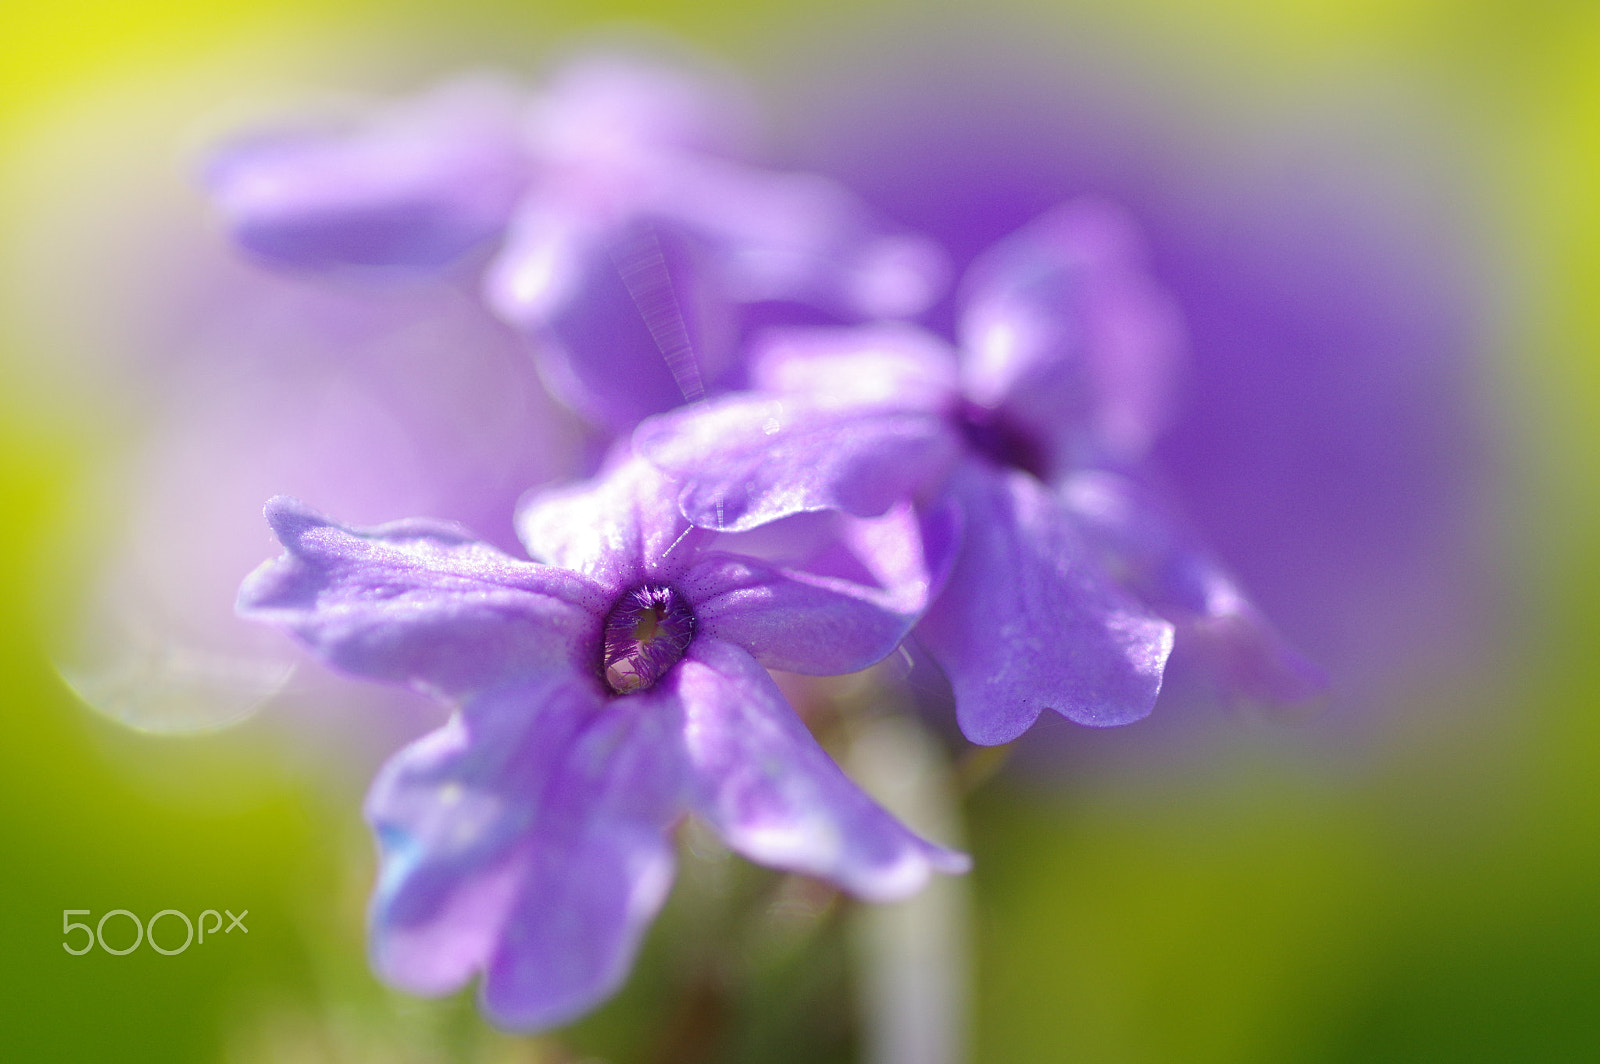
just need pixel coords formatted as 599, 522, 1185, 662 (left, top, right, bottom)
600, 584, 696, 695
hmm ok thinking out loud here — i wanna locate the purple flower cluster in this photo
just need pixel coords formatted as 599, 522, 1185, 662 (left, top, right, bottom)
637, 199, 1322, 742
225, 52, 1321, 1029
209, 56, 947, 434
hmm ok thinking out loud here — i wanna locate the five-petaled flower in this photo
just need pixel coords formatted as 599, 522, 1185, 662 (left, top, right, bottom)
237, 457, 965, 1030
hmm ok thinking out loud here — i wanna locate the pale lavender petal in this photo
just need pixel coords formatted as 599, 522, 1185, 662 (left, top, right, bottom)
787, 498, 961, 616
747, 322, 961, 408
366, 679, 599, 996
891, 497, 964, 609
674, 638, 968, 900
636, 323, 964, 532
482, 199, 604, 332
684, 507, 932, 675
694, 498, 958, 613
843, 232, 954, 322
658, 160, 950, 319
958, 199, 1183, 470
1061, 470, 1328, 703
530, 56, 944, 320
516, 456, 714, 589
531, 52, 752, 164
493, 215, 735, 433
479, 693, 684, 1031
637, 393, 956, 532
916, 462, 1175, 745
239, 496, 605, 698
206, 78, 528, 271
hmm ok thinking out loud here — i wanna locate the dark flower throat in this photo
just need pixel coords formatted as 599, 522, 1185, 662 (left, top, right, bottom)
957, 399, 1051, 480
601, 584, 696, 695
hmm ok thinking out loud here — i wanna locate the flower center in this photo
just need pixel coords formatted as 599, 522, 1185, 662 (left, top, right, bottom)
600, 584, 696, 695
957, 399, 1051, 480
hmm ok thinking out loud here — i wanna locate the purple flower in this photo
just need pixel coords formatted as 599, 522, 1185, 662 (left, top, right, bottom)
639, 200, 1322, 744
205, 77, 530, 271
236, 458, 966, 1029
206, 55, 949, 434
801, 56, 1491, 726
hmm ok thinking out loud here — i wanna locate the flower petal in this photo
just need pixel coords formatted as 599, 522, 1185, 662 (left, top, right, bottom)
516, 456, 715, 590
748, 322, 962, 408
685, 557, 916, 678
658, 161, 950, 319
684, 499, 934, 668
634, 325, 962, 533
487, 211, 736, 433
958, 199, 1184, 470
1061, 470, 1328, 703
206, 77, 527, 271
482, 199, 603, 333
479, 692, 684, 1031
365, 678, 600, 996
674, 638, 969, 900
637, 394, 956, 532
917, 462, 1175, 744
238, 496, 605, 698
531, 52, 752, 164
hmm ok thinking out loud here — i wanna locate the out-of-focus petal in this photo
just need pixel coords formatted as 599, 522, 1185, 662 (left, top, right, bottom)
674, 638, 968, 900
238, 496, 604, 698
479, 691, 684, 1031
365, 679, 598, 996
958, 199, 1183, 471
516, 456, 714, 589
529, 53, 945, 321
206, 78, 528, 271
531, 52, 753, 167
748, 322, 962, 408
659, 160, 950, 319
490, 214, 735, 433
1061, 469, 1328, 704
482, 198, 602, 329
917, 462, 1175, 745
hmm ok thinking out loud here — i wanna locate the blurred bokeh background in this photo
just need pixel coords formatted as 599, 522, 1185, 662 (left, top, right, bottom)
3, 1, 1598, 1061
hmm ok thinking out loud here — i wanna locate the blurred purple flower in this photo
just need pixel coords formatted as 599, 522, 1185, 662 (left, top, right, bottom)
237, 458, 965, 1029
207, 55, 949, 434
639, 201, 1320, 744
206, 77, 529, 271
795, 52, 1493, 727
